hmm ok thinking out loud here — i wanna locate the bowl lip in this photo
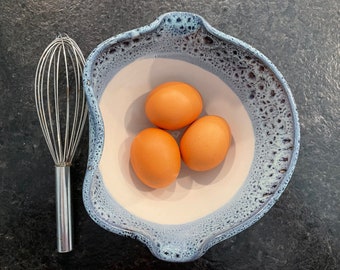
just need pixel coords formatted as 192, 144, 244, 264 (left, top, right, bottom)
82, 11, 301, 262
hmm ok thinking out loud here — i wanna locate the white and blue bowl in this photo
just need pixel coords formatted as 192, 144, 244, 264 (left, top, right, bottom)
82, 12, 300, 262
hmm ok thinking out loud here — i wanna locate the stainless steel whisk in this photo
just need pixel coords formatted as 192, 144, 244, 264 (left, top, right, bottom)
34, 35, 87, 253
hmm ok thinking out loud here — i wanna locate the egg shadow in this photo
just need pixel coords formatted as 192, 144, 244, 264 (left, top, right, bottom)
124, 92, 152, 135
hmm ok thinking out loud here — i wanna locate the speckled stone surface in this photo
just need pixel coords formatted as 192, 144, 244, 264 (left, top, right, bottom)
0, 0, 339, 269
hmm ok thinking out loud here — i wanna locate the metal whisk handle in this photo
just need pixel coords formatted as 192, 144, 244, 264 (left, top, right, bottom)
55, 166, 73, 252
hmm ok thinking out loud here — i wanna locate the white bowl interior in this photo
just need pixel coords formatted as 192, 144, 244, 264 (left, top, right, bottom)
99, 57, 255, 224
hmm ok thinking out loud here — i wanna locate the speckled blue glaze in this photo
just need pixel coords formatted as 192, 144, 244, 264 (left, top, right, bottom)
82, 12, 300, 262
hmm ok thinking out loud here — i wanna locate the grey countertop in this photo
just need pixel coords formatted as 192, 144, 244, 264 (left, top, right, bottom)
0, 0, 339, 269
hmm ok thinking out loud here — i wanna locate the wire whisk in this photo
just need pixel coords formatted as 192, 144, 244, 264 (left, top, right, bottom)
34, 34, 87, 252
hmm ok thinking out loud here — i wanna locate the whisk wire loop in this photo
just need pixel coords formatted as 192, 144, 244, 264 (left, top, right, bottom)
34, 35, 87, 167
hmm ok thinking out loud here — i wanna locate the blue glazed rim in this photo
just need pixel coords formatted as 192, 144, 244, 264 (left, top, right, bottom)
82, 11, 300, 262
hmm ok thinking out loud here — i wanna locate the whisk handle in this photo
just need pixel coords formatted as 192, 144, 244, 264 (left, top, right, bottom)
55, 166, 73, 253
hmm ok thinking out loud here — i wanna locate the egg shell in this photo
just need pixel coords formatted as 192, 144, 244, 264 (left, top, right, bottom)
145, 81, 203, 130
180, 115, 232, 171
130, 128, 181, 188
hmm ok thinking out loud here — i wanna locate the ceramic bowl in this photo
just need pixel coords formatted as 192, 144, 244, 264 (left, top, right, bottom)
82, 11, 300, 262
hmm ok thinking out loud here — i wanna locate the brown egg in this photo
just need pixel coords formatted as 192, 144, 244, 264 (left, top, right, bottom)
130, 128, 181, 188
145, 81, 203, 130
180, 115, 231, 171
